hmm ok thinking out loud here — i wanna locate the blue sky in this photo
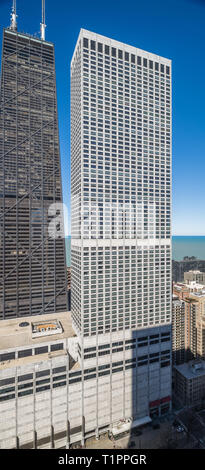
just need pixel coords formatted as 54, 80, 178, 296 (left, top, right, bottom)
0, 0, 205, 235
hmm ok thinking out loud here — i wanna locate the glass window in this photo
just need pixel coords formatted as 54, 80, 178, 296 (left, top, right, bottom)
53, 366, 66, 374
0, 377, 15, 386
125, 52, 129, 62
91, 40, 96, 51
98, 42, 103, 53
0, 352, 15, 362
18, 373, 33, 382
83, 38, 88, 48
51, 343, 63, 352
18, 349, 32, 358
35, 346, 48, 355
36, 370, 50, 378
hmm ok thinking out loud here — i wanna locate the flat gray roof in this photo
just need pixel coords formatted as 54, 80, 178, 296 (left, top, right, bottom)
0, 349, 67, 371
175, 361, 205, 380
0, 311, 75, 351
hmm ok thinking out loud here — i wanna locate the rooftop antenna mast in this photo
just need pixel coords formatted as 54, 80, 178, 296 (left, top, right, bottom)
10, 0, 17, 31
40, 0, 46, 40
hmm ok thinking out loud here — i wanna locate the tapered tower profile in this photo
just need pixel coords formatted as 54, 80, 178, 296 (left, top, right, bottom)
0, 3, 68, 319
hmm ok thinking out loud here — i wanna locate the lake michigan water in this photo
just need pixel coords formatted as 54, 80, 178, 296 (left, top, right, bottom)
65, 236, 205, 266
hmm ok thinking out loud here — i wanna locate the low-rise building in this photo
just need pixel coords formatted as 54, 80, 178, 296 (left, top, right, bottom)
184, 270, 205, 286
172, 297, 185, 365
173, 281, 205, 300
172, 284, 205, 363
0, 311, 79, 449
0, 310, 172, 449
174, 361, 205, 407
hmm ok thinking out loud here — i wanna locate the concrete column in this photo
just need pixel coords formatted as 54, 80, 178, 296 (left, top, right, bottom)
81, 415, 85, 446
16, 436, 19, 449
33, 430, 37, 449
66, 420, 70, 449
51, 425, 55, 449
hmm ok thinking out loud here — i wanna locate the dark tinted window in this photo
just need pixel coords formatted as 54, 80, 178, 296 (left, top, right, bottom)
36, 385, 50, 393
83, 38, 88, 48
18, 373, 33, 382
18, 349, 32, 358
0, 394, 15, 402
125, 52, 129, 62
35, 346, 48, 355
36, 370, 50, 378
51, 343, 63, 352
0, 352, 15, 362
53, 366, 66, 374
0, 377, 15, 386
0, 386, 15, 395
18, 390, 33, 397
98, 42, 103, 53
69, 370, 81, 377
91, 40, 96, 51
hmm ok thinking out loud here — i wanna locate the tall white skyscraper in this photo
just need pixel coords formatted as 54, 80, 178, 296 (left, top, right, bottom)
71, 29, 172, 434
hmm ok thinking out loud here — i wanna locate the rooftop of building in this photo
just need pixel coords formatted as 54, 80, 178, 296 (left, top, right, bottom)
175, 360, 205, 379
186, 270, 203, 274
0, 311, 75, 351
0, 348, 67, 371
173, 281, 205, 292
4, 27, 53, 46
71, 28, 172, 67
173, 282, 189, 290
172, 298, 184, 306
190, 291, 205, 300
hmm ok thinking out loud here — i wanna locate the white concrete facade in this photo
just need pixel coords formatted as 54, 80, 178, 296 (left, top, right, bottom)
70, 28, 172, 441
0, 317, 171, 448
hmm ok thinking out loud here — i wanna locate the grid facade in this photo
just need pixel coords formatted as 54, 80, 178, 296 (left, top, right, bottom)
71, 30, 172, 337
0, 324, 171, 448
70, 29, 172, 431
0, 29, 67, 319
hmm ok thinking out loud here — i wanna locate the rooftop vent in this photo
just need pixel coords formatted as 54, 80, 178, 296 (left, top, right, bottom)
191, 361, 203, 373
19, 322, 30, 327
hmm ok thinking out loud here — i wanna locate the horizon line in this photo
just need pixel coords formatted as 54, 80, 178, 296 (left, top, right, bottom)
65, 234, 205, 237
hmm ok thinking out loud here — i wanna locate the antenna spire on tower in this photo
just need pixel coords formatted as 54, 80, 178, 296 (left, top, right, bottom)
10, 0, 17, 31
40, 0, 46, 40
